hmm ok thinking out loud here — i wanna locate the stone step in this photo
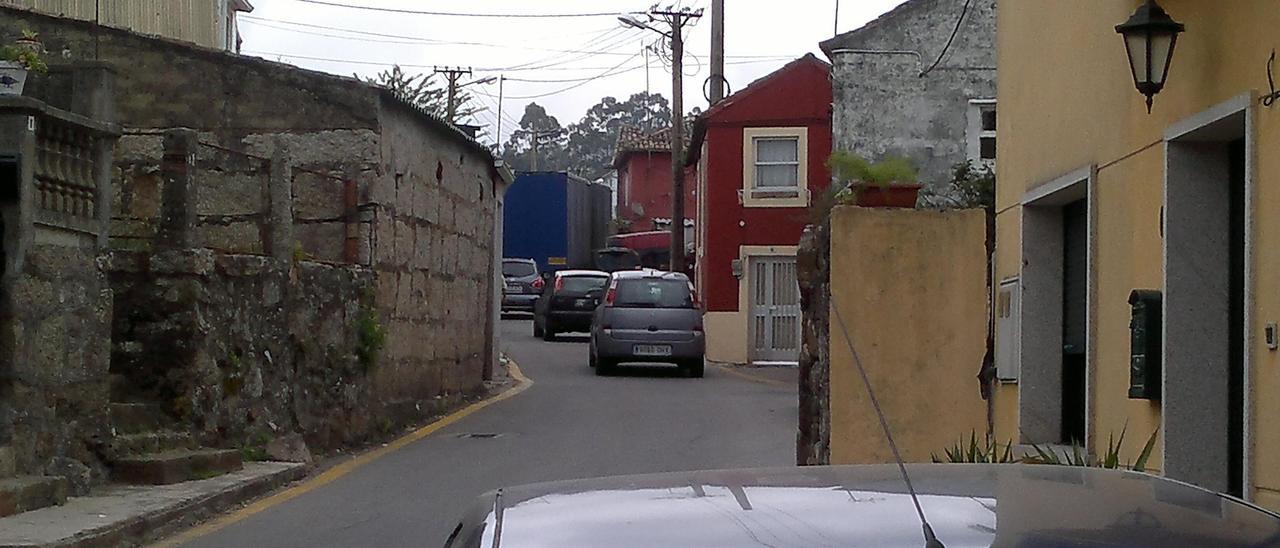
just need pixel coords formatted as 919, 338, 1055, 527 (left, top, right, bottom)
109, 402, 168, 435
0, 447, 13, 479
107, 431, 195, 460
111, 449, 244, 486
0, 476, 69, 518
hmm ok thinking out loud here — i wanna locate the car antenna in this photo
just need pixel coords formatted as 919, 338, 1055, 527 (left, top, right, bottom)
833, 305, 945, 548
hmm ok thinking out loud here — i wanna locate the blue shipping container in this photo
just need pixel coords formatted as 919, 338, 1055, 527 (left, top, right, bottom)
503, 172, 612, 273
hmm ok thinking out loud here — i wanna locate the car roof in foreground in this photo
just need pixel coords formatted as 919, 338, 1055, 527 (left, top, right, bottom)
448, 464, 1280, 548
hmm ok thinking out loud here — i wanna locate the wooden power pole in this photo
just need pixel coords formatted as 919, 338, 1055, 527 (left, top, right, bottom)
434, 66, 471, 123
710, 0, 725, 103
651, 6, 703, 273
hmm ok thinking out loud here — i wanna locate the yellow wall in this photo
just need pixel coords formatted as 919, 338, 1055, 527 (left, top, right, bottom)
829, 207, 988, 464
996, 0, 1280, 503
1, 0, 230, 50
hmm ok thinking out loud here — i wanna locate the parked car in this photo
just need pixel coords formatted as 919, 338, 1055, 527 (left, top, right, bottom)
501, 258, 542, 314
444, 463, 1280, 547
589, 270, 704, 377
592, 247, 642, 273
532, 270, 611, 341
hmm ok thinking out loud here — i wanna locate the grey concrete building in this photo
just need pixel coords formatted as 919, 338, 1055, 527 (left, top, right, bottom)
820, 0, 996, 199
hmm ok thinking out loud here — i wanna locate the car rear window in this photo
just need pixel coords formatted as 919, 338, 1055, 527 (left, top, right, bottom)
560, 275, 610, 294
595, 250, 641, 273
614, 279, 693, 308
503, 261, 536, 277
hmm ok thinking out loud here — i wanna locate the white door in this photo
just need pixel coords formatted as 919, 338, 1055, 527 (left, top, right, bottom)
750, 256, 801, 364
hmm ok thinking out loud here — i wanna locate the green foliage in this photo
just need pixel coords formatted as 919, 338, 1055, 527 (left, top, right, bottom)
932, 432, 1017, 464
355, 307, 387, 371
948, 160, 996, 210
240, 431, 272, 462
362, 65, 474, 120
828, 151, 919, 188
1026, 425, 1160, 471
1, 30, 48, 74
501, 92, 674, 179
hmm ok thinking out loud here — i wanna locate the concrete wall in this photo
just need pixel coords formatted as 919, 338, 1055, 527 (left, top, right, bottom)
823, 0, 996, 196
827, 207, 987, 464
994, 1, 1280, 506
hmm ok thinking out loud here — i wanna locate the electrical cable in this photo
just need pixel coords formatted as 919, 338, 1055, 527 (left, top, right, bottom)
920, 0, 972, 77
293, 0, 644, 18
500, 53, 643, 100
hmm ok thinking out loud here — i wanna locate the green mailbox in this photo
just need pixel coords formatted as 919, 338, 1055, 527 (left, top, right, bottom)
1128, 289, 1162, 400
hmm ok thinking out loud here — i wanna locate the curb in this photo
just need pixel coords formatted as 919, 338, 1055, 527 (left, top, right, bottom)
0, 463, 307, 548
711, 363, 796, 387
155, 360, 534, 546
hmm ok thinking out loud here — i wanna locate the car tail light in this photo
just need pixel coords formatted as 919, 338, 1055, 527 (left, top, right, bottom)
553, 276, 564, 293
693, 323, 704, 333
604, 281, 617, 306
532, 277, 544, 290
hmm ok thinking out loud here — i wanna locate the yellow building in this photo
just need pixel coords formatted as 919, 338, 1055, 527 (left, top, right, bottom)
0, 0, 253, 51
994, 0, 1280, 508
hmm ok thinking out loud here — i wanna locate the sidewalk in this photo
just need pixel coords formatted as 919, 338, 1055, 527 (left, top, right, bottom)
0, 463, 306, 548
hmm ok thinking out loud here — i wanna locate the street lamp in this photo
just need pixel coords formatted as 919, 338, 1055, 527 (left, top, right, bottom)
1116, 0, 1185, 113
618, 16, 668, 37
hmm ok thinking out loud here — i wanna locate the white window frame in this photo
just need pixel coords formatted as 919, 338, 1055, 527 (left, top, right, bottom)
967, 99, 997, 166
742, 127, 809, 208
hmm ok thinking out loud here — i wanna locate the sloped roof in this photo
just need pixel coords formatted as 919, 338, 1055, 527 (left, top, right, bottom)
819, 0, 930, 55
612, 124, 693, 169
686, 53, 831, 166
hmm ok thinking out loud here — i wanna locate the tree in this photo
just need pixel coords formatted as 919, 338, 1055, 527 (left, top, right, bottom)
501, 103, 567, 172
362, 65, 478, 121
563, 92, 671, 180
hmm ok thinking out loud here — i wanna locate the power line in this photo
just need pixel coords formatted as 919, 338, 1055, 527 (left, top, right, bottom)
293, 0, 644, 18
920, 0, 972, 77
240, 15, 794, 60
493, 53, 643, 100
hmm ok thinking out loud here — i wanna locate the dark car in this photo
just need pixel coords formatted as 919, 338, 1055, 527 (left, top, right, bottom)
589, 270, 704, 377
501, 259, 541, 314
592, 247, 642, 273
444, 464, 1280, 548
532, 270, 611, 341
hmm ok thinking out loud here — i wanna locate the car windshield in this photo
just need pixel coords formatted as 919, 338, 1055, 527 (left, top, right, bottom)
503, 261, 536, 278
559, 275, 609, 294
614, 279, 693, 308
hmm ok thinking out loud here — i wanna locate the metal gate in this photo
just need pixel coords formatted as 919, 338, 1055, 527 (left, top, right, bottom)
750, 256, 801, 364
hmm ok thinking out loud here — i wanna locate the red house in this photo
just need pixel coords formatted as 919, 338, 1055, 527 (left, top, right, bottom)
612, 126, 697, 240
688, 54, 833, 365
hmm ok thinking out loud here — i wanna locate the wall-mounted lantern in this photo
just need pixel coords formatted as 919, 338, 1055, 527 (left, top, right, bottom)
1115, 0, 1185, 113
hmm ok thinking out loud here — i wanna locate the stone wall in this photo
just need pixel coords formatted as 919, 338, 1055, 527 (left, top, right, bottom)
822, 0, 997, 195
370, 99, 498, 403
796, 223, 830, 465
0, 244, 112, 487
106, 250, 407, 451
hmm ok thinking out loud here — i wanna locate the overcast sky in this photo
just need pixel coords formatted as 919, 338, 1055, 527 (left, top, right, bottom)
239, 0, 908, 147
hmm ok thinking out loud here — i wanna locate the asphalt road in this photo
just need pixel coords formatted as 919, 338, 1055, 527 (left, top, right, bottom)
177, 319, 799, 548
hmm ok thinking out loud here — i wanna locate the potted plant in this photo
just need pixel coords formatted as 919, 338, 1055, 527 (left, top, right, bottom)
829, 151, 922, 208
0, 30, 48, 96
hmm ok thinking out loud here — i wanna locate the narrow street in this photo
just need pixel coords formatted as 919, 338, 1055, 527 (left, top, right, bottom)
175, 319, 799, 547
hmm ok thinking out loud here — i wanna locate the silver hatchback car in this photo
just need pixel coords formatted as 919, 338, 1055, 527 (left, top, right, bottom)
589, 270, 705, 377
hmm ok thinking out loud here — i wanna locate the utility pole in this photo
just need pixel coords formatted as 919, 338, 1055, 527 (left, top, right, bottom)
710, 0, 725, 103
528, 129, 557, 171
496, 75, 505, 151
434, 66, 472, 123
650, 6, 703, 273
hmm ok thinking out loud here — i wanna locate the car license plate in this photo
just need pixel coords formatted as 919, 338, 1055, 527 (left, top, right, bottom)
634, 345, 672, 357
505, 283, 520, 293
576, 299, 595, 309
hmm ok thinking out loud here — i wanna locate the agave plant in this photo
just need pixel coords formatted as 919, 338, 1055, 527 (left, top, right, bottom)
1026, 425, 1159, 472
931, 431, 1017, 464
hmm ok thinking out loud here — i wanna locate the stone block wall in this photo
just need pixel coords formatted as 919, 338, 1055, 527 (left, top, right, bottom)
107, 250, 401, 451
0, 244, 112, 486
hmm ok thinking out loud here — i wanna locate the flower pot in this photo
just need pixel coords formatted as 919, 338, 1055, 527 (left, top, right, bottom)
14, 38, 41, 52
0, 62, 28, 96
852, 182, 922, 208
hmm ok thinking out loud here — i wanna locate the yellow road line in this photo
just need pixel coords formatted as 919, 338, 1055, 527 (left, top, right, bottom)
156, 360, 533, 547
712, 363, 794, 387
